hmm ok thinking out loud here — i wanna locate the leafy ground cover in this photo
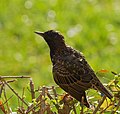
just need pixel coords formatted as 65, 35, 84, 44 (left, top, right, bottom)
0, 72, 120, 113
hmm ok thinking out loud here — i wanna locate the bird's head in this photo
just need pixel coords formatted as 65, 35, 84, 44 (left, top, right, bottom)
35, 30, 64, 42
35, 30, 66, 51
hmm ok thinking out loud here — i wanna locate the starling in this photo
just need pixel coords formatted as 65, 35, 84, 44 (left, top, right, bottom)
35, 30, 113, 108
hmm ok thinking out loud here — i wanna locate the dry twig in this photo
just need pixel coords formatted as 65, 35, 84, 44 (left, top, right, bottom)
93, 95, 106, 114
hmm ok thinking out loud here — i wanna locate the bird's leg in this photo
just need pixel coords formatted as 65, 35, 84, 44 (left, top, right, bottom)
80, 92, 90, 108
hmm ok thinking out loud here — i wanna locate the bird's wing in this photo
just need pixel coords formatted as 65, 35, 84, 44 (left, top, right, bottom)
53, 58, 92, 90
53, 58, 91, 107
66, 49, 113, 99
53, 48, 113, 99
60, 50, 94, 84
52, 46, 94, 90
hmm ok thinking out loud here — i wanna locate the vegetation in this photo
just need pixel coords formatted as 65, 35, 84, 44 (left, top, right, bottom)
0, 0, 120, 113
0, 72, 120, 113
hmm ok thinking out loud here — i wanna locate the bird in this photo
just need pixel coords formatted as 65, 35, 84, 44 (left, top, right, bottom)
35, 30, 113, 108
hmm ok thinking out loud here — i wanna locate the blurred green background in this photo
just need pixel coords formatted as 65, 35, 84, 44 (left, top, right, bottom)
0, 0, 120, 90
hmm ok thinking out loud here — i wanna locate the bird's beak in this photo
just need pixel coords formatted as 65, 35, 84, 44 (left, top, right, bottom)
34, 31, 44, 37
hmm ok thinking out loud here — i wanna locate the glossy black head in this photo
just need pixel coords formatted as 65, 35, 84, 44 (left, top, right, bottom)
35, 30, 64, 41
35, 30, 66, 51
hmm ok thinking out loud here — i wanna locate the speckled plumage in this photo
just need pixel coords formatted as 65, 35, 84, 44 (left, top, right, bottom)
35, 30, 113, 108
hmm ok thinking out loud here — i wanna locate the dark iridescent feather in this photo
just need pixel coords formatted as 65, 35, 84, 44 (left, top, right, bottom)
35, 30, 113, 108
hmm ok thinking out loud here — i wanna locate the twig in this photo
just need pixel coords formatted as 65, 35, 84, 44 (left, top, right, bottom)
26, 98, 46, 113
35, 98, 47, 110
111, 71, 117, 75
111, 99, 120, 114
52, 86, 59, 105
46, 88, 60, 111
46, 89, 53, 100
4, 80, 28, 106
26, 92, 43, 113
0, 83, 4, 97
0, 101, 7, 114
72, 103, 77, 114
46, 104, 53, 114
52, 86, 57, 98
21, 87, 25, 107
40, 86, 46, 113
2, 95, 13, 107
30, 78, 35, 113
100, 103, 113, 114
93, 95, 106, 114
30, 78, 35, 100
80, 105, 84, 114
0, 79, 16, 85
0, 95, 13, 114
0, 76, 30, 80
3, 84, 11, 113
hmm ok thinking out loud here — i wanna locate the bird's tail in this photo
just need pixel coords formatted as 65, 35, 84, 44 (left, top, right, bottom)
95, 81, 113, 99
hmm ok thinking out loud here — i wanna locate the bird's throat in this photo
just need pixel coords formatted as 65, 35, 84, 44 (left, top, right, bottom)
46, 40, 66, 54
